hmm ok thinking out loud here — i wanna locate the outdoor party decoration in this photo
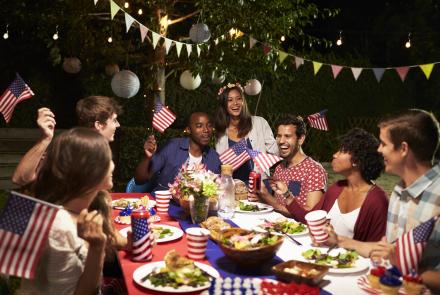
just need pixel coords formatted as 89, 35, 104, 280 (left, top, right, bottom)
111, 70, 140, 98
105, 63, 120, 76
0, 191, 60, 279
0, 73, 34, 123
179, 70, 201, 90
152, 102, 176, 133
219, 139, 251, 171
62, 57, 81, 74
247, 149, 282, 172
211, 71, 226, 84
189, 23, 211, 43
307, 110, 329, 131
244, 79, 262, 96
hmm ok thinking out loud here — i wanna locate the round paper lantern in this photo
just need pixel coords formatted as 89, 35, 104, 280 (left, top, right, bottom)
62, 57, 81, 74
180, 70, 201, 90
189, 23, 211, 43
211, 71, 225, 84
244, 79, 262, 96
111, 70, 140, 98
105, 63, 120, 76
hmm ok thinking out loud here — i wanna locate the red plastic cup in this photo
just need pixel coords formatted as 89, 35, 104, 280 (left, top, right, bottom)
185, 228, 210, 260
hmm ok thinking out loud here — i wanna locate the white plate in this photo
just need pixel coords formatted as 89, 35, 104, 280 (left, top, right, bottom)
299, 247, 370, 274
133, 261, 220, 293
254, 217, 309, 236
119, 224, 183, 243
234, 201, 273, 214
112, 198, 156, 210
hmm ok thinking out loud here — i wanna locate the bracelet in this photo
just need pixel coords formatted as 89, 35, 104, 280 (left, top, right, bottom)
282, 190, 290, 199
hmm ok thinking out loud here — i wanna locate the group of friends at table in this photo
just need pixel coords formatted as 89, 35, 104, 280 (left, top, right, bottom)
6, 82, 440, 294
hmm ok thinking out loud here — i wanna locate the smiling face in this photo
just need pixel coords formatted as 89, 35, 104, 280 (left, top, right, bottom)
226, 89, 244, 119
187, 112, 213, 147
331, 150, 353, 174
276, 124, 304, 160
95, 113, 120, 142
378, 126, 403, 175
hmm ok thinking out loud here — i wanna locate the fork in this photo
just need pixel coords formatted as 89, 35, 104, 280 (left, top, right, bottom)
261, 219, 303, 246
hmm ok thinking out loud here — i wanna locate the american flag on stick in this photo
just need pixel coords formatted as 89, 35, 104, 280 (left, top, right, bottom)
0, 191, 60, 279
394, 216, 437, 275
219, 138, 251, 171
247, 149, 282, 172
307, 109, 329, 131
152, 102, 176, 133
0, 74, 34, 123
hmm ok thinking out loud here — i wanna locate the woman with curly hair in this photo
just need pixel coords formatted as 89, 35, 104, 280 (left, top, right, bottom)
321, 128, 388, 243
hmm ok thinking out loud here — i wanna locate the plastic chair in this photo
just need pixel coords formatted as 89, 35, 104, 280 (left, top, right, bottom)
125, 177, 152, 193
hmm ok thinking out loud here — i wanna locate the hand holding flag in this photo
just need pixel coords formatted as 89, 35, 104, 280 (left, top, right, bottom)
152, 102, 176, 133
307, 109, 329, 131
0, 74, 34, 123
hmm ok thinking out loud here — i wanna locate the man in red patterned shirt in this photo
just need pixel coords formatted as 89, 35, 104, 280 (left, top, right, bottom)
253, 114, 327, 223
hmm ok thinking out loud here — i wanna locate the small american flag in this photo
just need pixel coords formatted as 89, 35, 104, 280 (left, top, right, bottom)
0, 191, 59, 279
152, 102, 176, 133
307, 110, 329, 131
131, 217, 153, 261
0, 74, 34, 123
247, 149, 282, 172
219, 139, 251, 171
395, 216, 437, 275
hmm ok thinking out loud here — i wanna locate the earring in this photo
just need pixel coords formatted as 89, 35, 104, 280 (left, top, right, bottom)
352, 163, 357, 167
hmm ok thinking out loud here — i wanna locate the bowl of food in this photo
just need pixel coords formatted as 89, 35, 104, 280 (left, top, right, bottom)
272, 260, 329, 285
213, 228, 284, 267
234, 179, 248, 201
200, 216, 232, 240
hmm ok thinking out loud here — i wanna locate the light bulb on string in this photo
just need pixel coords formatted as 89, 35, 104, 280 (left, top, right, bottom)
405, 33, 411, 48
3, 25, 9, 40
336, 30, 343, 46
107, 36, 113, 43
53, 25, 59, 40
124, 2, 129, 8
280, 35, 286, 42
138, 8, 143, 15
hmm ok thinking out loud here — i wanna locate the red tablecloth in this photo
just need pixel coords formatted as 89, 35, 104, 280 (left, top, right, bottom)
111, 193, 208, 295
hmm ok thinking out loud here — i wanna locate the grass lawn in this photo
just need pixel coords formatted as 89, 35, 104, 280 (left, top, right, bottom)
322, 162, 400, 196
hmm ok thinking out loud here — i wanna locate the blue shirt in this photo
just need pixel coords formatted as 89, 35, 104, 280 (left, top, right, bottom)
149, 137, 221, 192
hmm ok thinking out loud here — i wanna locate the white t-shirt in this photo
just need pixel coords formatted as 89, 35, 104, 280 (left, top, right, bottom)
327, 200, 360, 238
187, 153, 202, 169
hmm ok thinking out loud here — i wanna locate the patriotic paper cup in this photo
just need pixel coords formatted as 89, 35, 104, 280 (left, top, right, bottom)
186, 228, 210, 260
155, 190, 171, 214
131, 210, 154, 262
305, 210, 329, 243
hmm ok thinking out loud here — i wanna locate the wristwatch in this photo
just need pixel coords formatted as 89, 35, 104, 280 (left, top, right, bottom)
282, 190, 291, 200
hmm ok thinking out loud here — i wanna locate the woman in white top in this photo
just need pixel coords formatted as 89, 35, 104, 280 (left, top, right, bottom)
214, 82, 278, 183
19, 128, 114, 295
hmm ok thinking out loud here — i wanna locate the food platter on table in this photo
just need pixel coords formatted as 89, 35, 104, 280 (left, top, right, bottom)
119, 224, 183, 243
234, 200, 273, 214
111, 197, 156, 210
254, 217, 309, 236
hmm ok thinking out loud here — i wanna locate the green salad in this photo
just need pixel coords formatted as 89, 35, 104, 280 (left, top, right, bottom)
263, 219, 306, 235
301, 248, 359, 268
221, 231, 281, 249
238, 201, 262, 211
153, 227, 173, 239
144, 265, 210, 288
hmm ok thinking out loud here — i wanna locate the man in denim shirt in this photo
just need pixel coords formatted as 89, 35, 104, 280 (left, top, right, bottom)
134, 111, 221, 192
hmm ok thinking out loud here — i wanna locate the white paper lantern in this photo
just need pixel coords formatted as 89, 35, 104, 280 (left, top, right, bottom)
105, 63, 120, 76
62, 57, 81, 74
189, 23, 211, 43
111, 70, 140, 98
211, 71, 226, 84
180, 70, 201, 90
244, 79, 262, 96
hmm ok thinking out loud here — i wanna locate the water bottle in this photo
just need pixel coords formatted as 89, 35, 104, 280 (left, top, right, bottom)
218, 164, 235, 219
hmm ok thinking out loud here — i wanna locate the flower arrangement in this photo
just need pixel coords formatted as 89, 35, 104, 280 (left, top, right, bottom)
217, 82, 244, 96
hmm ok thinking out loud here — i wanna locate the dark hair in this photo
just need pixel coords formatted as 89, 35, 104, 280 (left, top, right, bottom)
186, 111, 210, 127
214, 85, 252, 138
76, 96, 122, 128
378, 109, 440, 162
34, 127, 112, 205
275, 114, 307, 138
339, 128, 384, 181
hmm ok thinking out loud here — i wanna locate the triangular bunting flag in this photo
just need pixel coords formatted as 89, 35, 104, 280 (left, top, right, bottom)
207, 44, 211, 51
262, 44, 272, 55
186, 44, 192, 58
313, 62, 323, 75
249, 36, 257, 49
94, 0, 98, 5
294, 56, 304, 69
164, 38, 172, 54
110, 0, 120, 19
175, 41, 183, 57
152, 32, 160, 49
351, 67, 363, 81
197, 44, 201, 57
420, 64, 434, 79
372, 68, 385, 82
214, 38, 219, 45
395, 67, 410, 82
139, 25, 148, 42
278, 51, 288, 64
331, 65, 343, 79
274, 63, 278, 72
124, 13, 135, 32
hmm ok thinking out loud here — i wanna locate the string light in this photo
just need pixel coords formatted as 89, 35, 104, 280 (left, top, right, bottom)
3, 24, 9, 40
336, 30, 343, 46
124, 2, 129, 8
138, 8, 143, 15
107, 36, 113, 43
405, 33, 411, 48
280, 35, 286, 42
52, 25, 59, 40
